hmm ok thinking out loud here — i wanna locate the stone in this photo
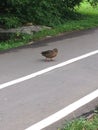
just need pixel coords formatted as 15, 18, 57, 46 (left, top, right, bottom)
0, 25, 51, 41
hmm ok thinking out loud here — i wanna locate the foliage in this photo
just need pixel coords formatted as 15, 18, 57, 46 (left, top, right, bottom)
0, 16, 21, 28
0, 0, 98, 28
0, 0, 83, 28
87, 0, 98, 6
0, 1, 98, 50
60, 114, 98, 130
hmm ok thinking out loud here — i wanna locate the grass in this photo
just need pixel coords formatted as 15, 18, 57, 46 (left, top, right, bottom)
59, 109, 98, 130
0, 34, 33, 51
0, 1, 98, 51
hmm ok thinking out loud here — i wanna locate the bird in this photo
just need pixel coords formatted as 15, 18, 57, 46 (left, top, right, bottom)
41, 48, 58, 61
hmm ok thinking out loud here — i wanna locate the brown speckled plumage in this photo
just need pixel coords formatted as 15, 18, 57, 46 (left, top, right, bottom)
41, 48, 58, 61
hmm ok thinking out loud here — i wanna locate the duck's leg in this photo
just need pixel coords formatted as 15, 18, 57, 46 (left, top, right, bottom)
45, 57, 49, 61
50, 58, 54, 61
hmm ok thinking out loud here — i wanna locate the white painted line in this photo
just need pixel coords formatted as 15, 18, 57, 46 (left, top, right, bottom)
0, 50, 98, 90
25, 89, 98, 130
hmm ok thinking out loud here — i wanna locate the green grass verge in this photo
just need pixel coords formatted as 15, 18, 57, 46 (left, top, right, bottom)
59, 106, 98, 130
59, 114, 98, 130
0, 1, 98, 51
59, 115, 98, 130
0, 34, 33, 50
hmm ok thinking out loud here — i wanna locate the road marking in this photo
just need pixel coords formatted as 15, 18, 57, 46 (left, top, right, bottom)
25, 89, 98, 130
0, 50, 98, 90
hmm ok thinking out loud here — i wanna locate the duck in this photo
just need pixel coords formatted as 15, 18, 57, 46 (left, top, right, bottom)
41, 48, 58, 61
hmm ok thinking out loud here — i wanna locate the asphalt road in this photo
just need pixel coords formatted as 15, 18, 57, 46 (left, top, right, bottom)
0, 28, 98, 130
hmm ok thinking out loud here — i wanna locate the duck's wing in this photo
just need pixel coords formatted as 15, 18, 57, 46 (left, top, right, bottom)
41, 50, 53, 57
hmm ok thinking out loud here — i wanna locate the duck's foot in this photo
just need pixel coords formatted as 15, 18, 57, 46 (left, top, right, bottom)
45, 58, 54, 61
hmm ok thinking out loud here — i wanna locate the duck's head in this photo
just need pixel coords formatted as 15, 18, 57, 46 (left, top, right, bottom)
53, 48, 58, 53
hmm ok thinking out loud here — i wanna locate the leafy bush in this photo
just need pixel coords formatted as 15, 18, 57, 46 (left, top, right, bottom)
0, 16, 21, 28
0, 0, 84, 28
88, 0, 98, 6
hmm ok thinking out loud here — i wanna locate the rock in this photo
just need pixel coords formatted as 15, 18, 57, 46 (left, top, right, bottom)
0, 25, 51, 41
24, 23, 33, 26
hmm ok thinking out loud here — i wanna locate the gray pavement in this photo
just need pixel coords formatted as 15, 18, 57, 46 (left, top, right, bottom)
0, 28, 98, 130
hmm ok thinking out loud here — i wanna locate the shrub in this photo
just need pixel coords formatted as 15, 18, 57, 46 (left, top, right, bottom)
88, 0, 98, 6
0, 0, 84, 28
0, 16, 21, 28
